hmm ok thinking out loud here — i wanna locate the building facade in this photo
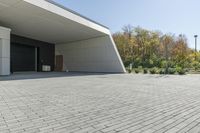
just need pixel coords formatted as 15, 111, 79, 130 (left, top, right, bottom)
0, 0, 125, 75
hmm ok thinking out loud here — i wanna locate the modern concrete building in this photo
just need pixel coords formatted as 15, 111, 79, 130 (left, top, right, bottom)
0, 0, 125, 76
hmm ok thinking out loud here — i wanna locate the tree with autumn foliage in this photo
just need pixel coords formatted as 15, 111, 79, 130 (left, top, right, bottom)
113, 25, 200, 74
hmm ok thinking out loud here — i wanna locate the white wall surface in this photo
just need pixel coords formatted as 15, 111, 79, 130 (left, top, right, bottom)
0, 26, 11, 75
56, 35, 126, 73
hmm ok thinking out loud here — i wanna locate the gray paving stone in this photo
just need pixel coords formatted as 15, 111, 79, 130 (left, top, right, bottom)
0, 73, 200, 133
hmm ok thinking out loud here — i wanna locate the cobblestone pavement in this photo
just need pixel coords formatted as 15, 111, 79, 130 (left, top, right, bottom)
0, 73, 200, 133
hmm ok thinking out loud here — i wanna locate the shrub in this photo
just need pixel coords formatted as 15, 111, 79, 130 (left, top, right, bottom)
150, 67, 159, 74
168, 61, 176, 68
178, 69, 186, 75
185, 68, 189, 72
134, 57, 142, 68
134, 66, 142, 74
127, 69, 132, 73
192, 61, 200, 70
161, 60, 167, 68
176, 66, 181, 72
176, 67, 186, 75
168, 68, 176, 74
159, 69, 165, 74
143, 68, 148, 74
138, 66, 143, 70
135, 69, 140, 74
149, 59, 154, 67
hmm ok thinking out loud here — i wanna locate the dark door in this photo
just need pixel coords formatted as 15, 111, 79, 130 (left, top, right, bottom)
11, 44, 36, 72
55, 55, 63, 71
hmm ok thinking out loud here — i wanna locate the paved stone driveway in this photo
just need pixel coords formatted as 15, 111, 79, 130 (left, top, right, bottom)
1, 73, 200, 133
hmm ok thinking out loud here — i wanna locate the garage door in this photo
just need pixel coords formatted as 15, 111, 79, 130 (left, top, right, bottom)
11, 44, 36, 72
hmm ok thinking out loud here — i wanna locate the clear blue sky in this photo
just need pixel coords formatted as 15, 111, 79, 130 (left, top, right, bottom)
54, 0, 200, 49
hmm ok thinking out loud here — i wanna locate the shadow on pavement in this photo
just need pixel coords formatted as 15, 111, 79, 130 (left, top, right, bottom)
0, 72, 113, 81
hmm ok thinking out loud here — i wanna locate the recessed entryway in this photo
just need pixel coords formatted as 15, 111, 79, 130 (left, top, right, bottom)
11, 43, 36, 72
10, 34, 55, 73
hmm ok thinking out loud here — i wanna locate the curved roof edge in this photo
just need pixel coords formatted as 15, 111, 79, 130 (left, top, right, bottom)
45, 0, 109, 30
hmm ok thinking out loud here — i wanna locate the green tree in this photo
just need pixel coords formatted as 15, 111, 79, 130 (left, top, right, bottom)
113, 25, 199, 72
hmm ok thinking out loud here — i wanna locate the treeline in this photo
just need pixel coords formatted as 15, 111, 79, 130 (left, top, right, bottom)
113, 25, 200, 74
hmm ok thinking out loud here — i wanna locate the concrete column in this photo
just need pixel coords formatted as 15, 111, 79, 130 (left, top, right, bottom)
0, 26, 11, 76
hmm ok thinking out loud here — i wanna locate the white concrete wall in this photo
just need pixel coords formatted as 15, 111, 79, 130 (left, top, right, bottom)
55, 35, 126, 73
0, 26, 11, 76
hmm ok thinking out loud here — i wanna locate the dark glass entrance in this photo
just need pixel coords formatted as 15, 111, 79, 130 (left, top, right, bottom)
11, 34, 55, 73
11, 44, 36, 72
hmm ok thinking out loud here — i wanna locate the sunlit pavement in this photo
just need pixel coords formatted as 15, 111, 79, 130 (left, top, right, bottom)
0, 73, 200, 133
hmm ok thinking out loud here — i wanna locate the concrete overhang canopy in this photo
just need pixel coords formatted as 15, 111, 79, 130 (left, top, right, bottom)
0, 0, 110, 44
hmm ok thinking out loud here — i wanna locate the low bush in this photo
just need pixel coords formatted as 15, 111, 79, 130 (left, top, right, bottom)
176, 66, 181, 72
143, 68, 148, 74
178, 69, 186, 75
135, 69, 140, 74
127, 69, 132, 73
159, 69, 165, 74
176, 67, 186, 75
185, 68, 190, 72
168, 68, 176, 74
138, 66, 143, 70
150, 67, 159, 74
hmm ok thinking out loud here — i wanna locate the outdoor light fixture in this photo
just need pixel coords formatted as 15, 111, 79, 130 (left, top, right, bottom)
194, 35, 198, 53
194, 35, 198, 71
